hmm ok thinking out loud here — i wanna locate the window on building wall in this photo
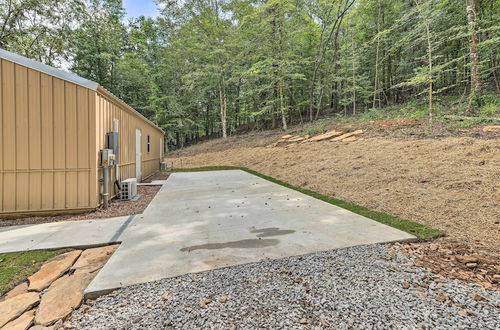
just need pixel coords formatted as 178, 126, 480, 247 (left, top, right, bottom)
147, 135, 151, 153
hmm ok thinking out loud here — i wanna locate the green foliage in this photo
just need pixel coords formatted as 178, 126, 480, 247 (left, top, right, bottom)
479, 94, 500, 117
2, 0, 499, 148
173, 166, 443, 239
0, 249, 70, 295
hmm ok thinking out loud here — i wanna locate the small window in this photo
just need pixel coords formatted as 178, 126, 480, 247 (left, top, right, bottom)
147, 135, 151, 153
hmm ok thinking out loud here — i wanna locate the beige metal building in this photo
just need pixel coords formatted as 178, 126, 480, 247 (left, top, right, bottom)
0, 49, 165, 217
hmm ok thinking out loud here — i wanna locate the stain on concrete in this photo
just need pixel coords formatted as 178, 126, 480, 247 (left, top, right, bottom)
181, 239, 279, 252
249, 227, 296, 238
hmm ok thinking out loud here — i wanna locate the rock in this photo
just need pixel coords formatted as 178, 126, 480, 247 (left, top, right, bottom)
3, 282, 28, 300
465, 262, 478, 268
1, 309, 35, 330
455, 255, 478, 264
0, 292, 40, 327
162, 294, 169, 301
28, 250, 82, 292
185, 307, 193, 313
198, 298, 212, 308
163, 319, 172, 326
29, 326, 53, 330
401, 282, 410, 289
319, 318, 330, 326
132, 317, 142, 324
218, 296, 228, 303
35, 272, 94, 326
482, 125, 500, 133
299, 318, 308, 324
309, 131, 343, 142
71, 245, 118, 273
435, 292, 448, 302
457, 309, 468, 317
468, 292, 485, 301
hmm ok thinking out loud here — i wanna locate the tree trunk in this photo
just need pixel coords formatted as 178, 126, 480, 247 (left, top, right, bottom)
373, 0, 381, 109
467, 0, 480, 112
219, 80, 227, 139
279, 78, 287, 130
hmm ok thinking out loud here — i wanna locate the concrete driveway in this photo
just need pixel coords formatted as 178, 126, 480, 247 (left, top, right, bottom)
84, 170, 415, 297
0, 170, 415, 297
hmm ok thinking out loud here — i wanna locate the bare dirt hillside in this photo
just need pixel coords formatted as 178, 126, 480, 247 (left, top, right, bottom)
168, 122, 500, 254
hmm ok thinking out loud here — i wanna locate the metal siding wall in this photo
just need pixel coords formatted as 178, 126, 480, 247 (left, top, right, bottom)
28, 69, 41, 210
40, 72, 54, 210
0, 59, 96, 215
2, 60, 16, 211
95, 92, 163, 201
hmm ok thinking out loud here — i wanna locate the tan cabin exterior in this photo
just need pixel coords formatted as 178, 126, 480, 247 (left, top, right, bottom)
0, 49, 164, 217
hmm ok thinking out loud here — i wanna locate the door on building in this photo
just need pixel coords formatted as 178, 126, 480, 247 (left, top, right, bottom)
135, 128, 142, 180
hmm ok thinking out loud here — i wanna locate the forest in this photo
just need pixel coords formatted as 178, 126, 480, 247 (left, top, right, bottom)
1, 0, 499, 148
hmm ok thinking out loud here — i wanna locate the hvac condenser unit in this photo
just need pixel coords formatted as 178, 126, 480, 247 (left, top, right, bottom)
120, 178, 137, 200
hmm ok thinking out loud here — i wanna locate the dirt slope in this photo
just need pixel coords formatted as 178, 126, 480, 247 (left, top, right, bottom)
168, 130, 500, 253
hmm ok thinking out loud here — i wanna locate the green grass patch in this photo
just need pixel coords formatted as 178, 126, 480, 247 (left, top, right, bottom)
172, 166, 444, 240
0, 249, 70, 296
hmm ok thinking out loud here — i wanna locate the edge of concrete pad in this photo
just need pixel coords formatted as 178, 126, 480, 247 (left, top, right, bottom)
83, 238, 416, 300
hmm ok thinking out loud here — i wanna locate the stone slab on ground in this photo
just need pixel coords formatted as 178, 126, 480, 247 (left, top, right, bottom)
85, 170, 415, 297
1, 309, 35, 330
2, 282, 28, 301
28, 250, 82, 292
35, 272, 94, 326
0, 292, 40, 327
0, 216, 130, 254
71, 245, 119, 273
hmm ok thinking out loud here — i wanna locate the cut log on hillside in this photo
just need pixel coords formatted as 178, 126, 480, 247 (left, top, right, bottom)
482, 125, 500, 133
288, 136, 307, 142
281, 134, 293, 139
330, 130, 364, 142
342, 136, 358, 142
309, 131, 343, 142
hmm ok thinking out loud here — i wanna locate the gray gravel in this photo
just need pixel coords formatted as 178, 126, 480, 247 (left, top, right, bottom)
68, 244, 499, 329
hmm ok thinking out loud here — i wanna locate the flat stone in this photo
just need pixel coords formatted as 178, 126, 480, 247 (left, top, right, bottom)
29, 326, 53, 330
71, 245, 118, 273
1, 309, 35, 330
0, 292, 40, 327
35, 272, 94, 326
3, 282, 28, 300
28, 250, 81, 292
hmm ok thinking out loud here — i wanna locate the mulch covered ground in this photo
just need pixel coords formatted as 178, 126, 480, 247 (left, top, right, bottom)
394, 238, 499, 290
0, 173, 170, 227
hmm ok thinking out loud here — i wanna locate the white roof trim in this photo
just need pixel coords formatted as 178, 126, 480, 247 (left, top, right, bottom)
0, 48, 99, 90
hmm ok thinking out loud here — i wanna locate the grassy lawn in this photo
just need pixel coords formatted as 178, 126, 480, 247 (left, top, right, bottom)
172, 166, 444, 240
0, 249, 70, 296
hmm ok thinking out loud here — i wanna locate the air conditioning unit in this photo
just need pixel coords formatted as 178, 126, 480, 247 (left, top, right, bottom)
120, 178, 137, 200
160, 162, 167, 171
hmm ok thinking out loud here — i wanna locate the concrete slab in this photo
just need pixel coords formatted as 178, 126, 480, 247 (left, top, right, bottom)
85, 170, 415, 297
0, 216, 132, 254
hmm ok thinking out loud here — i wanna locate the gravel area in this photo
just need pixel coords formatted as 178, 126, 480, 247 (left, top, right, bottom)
68, 244, 499, 329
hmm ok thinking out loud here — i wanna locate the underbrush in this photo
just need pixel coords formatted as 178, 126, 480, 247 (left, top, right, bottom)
301, 95, 499, 134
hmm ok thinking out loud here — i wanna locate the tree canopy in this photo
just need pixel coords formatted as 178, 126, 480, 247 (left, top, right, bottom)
1, 0, 498, 148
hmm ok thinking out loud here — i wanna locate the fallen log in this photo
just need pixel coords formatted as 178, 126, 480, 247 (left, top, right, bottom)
330, 130, 364, 142
309, 130, 343, 142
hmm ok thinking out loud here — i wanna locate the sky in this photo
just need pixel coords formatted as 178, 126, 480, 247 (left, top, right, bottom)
122, 0, 160, 19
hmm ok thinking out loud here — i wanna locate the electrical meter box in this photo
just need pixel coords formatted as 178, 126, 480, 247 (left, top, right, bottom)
107, 132, 119, 162
100, 149, 115, 166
